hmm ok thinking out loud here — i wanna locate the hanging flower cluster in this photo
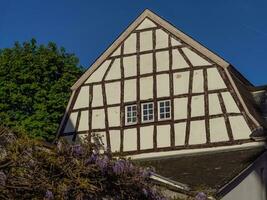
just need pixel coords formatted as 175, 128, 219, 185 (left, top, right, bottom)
0, 127, 165, 200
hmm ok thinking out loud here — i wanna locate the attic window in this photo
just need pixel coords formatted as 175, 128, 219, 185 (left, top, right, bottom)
158, 100, 171, 120
142, 102, 154, 122
125, 105, 137, 125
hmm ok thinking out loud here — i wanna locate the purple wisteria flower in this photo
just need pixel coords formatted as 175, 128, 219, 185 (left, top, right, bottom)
195, 192, 207, 200
112, 160, 126, 175
0, 171, 6, 186
85, 152, 98, 165
72, 145, 84, 157
45, 190, 54, 200
142, 188, 148, 197
95, 155, 110, 172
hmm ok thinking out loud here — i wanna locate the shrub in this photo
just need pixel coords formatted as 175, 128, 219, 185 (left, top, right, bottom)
0, 127, 165, 200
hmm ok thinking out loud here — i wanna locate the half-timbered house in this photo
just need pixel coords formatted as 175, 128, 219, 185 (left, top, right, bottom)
57, 10, 267, 199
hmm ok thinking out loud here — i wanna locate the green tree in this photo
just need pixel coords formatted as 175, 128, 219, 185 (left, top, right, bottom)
0, 39, 83, 141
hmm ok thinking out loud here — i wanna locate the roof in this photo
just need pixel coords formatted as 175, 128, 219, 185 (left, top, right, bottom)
139, 146, 266, 198
62, 9, 267, 139
70, 9, 230, 91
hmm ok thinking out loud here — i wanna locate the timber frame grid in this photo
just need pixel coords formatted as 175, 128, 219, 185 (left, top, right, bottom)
57, 12, 258, 155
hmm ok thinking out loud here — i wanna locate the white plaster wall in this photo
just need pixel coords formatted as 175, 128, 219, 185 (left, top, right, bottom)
85, 60, 111, 83
73, 86, 89, 109
192, 70, 204, 93
209, 117, 229, 142
64, 112, 78, 133
172, 49, 189, 69
140, 76, 153, 100
182, 48, 211, 66
157, 125, 171, 148
124, 55, 137, 77
221, 92, 240, 113
222, 157, 267, 200
140, 125, 154, 150
124, 79, 136, 102
157, 74, 170, 97
136, 18, 156, 30
92, 84, 103, 107
107, 106, 121, 127
174, 122, 186, 146
173, 71, 189, 95
156, 51, 169, 72
124, 128, 137, 151
105, 82, 121, 105
124, 33, 137, 54
91, 109, 105, 129
78, 110, 89, 132
209, 93, 222, 115
140, 53, 153, 74
229, 116, 251, 140
191, 95, 205, 117
109, 130, 121, 152
189, 120, 206, 145
171, 37, 182, 46
174, 97, 188, 120
111, 46, 121, 57
105, 59, 121, 80
207, 68, 227, 90
156, 29, 168, 49
140, 31, 153, 52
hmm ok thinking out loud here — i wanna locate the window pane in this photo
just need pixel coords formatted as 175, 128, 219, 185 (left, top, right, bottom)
132, 106, 137, 111
166, 113, 170, 118
165, 101, 170, 106
160, 108, 164, 113
166, 107, 170, 112
149, 103, 153, 109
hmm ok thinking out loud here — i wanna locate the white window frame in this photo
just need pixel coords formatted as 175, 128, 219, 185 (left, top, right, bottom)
125, 104, 137, 125
158, 100, 171, 121
141, 102, 154, 123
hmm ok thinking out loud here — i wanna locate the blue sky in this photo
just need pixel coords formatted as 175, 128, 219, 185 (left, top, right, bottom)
1, 0, 267, 85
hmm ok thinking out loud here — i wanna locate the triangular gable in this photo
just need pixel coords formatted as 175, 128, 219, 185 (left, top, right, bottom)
71, 9, 229, 91
57, 9, 263, 144
69, 9, 261, 131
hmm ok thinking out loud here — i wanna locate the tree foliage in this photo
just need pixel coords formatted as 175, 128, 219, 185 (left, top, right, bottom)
0, 127, 165, 200
0, 39, 83, 141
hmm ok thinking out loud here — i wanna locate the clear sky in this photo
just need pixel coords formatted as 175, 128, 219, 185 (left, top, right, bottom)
1, 0, 267, 85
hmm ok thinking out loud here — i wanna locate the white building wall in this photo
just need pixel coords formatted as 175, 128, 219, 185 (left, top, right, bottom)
63, 16, 256, 153
140, 31, 153, 52
222, 153, 267, 200
73, 86, 89, 109
140, 53, 153, 74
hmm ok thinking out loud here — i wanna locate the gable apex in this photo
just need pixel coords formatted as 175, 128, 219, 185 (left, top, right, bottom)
136, 18, 157, 30
71, 9, 230, 91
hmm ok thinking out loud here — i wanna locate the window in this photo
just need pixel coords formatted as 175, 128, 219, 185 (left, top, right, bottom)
158, 100, 171, 120
142, 102, 154, 122
125, 105, 137, 125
